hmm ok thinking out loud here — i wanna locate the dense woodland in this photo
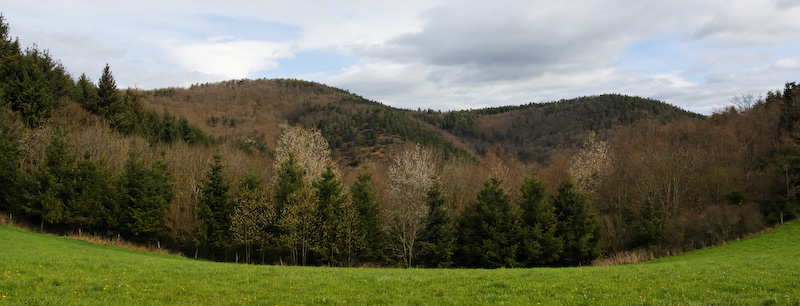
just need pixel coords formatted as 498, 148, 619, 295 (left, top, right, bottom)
2, 15, 799, 268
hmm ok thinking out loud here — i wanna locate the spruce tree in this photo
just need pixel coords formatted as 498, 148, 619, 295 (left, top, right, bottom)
97, 63, 119, 117
351, 167, 384, 263
198, 154, 233, 260
551, 181, 603, 266
418, 178, 456, 268
116, 150, 173, 244
74, 73, 99, 114
274, 153, 305, 214
66, 153, 116, 234
22, 130, 75, 230
518, 175, 563, 266
313, 166, 345, 265
455, 177, 521, 268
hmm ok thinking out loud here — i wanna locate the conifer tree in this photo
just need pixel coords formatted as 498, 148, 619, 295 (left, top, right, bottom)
455, 177, 521, 268
74, 73, 99, 114
0, 118, 21, 214
351, 167, 384, 263
22, 130, 75, 230
116, 150, 173, 244
418, 178, 456, 267
97, 63, 119, 117
551, 181, 603, 266
518, 174, 563, 266
66, 153, 116, 234
198, 154, 233, 259
313, 165, 345, 265
273, 153, 305, 214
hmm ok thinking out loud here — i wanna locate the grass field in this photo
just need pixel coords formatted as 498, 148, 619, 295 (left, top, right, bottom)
1, 222, 799, 305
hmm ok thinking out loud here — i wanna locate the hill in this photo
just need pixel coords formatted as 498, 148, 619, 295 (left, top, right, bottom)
141, 80, 702, 165
1, 221, 797, 304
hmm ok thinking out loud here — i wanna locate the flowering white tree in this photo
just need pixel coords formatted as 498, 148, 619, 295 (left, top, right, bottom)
568, 132, 613, 197
274, 123, 333, 187
383, 144, 435, 267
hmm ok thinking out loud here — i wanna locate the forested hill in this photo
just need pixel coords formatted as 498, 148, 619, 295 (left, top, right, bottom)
413, 94, 704, 163
142, 80, 702, 165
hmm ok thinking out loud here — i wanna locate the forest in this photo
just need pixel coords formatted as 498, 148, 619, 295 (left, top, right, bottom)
1, 14, 799, 268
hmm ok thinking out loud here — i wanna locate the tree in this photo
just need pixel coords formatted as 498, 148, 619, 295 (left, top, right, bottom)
230, 174, 270, 264
0, 116, 21, 214
518, 174, 563, 266
279, 186, 319, 265
74, 73, 99, 114
274, 124, 332, 186
551, 181, 603, 266
66, 153, 116, 235
313, 165, 346, 265
568, 132, 612, 198
273, 153, 305, 214
197, 154, 233, 260
116, 150, 173, 244
383, 144, 435, 267
337, 199, 364, 267
97, 63, 120, 117
418, 178, 456, 268
351, 167, 384, 263
22, 130, 75, 230
455, 177, 521, 268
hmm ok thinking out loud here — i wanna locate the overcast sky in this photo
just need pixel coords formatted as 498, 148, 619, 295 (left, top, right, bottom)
2, 0, 799, 114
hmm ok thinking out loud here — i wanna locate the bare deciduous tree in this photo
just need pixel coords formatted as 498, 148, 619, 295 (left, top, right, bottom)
382, 144, 435, 267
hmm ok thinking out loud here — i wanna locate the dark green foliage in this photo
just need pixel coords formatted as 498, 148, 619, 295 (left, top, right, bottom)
313, 166, 346, 265
198, 154, 233, 259
74, 73, 100, 114
239, 172, 264, 193
21, 130, 75, 229
97, 63, 119, 117
551, 181, 603, 266
0, 115, 21, 213
351, 168, 384, 263
273, 154, 305, 214
116, 150, 173, 244
418, 178, 456, 268
455, 178, 521, 268
518, 175, 563, 266
109, 90, 144, 135
66, 153, 116, 234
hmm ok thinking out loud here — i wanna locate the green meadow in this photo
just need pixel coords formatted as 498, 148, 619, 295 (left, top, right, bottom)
1, 222, 799, 305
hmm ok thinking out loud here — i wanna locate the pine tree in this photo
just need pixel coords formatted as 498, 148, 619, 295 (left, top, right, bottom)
198, 154, 232, 260
313, 165, 345, 265
418, 178, 456, 268
455, 177, 521, 268
273, 153, 305, 214
351, 167, 384, 263
518, 174, 563, 266
551, 181, 603, 266
22, 130, 75, 230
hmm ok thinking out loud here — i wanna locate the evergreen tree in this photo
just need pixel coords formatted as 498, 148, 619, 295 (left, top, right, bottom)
418, 178, 456, 268
74, 73, 99, 114
455, 177, 521, 268
97, 63, 119, 117
0, 118, 21, 214
551, 181, 603, 266
273, 153, 305, 214
313, 165, 345, 265
116, 150, 173, 244
22, 130, 75, 230
351, 167, 384, 263
198, 154, 233, 260
518, 174, 563, 266
65, 153, 116, 234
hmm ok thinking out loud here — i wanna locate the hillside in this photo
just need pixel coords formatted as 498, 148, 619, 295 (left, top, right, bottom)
1, 221, 797, 304
141, 80, 702, 165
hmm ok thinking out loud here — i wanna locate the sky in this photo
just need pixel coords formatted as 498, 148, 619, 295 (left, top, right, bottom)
2, 0, 799, 114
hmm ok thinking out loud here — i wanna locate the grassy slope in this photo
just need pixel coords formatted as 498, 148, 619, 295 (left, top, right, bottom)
1, 222, 799, 305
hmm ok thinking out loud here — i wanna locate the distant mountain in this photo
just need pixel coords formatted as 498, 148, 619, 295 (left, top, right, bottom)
141, 79, 702, 165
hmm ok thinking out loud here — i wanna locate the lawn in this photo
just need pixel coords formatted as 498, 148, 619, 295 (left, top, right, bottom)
1, 221, 799, 305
